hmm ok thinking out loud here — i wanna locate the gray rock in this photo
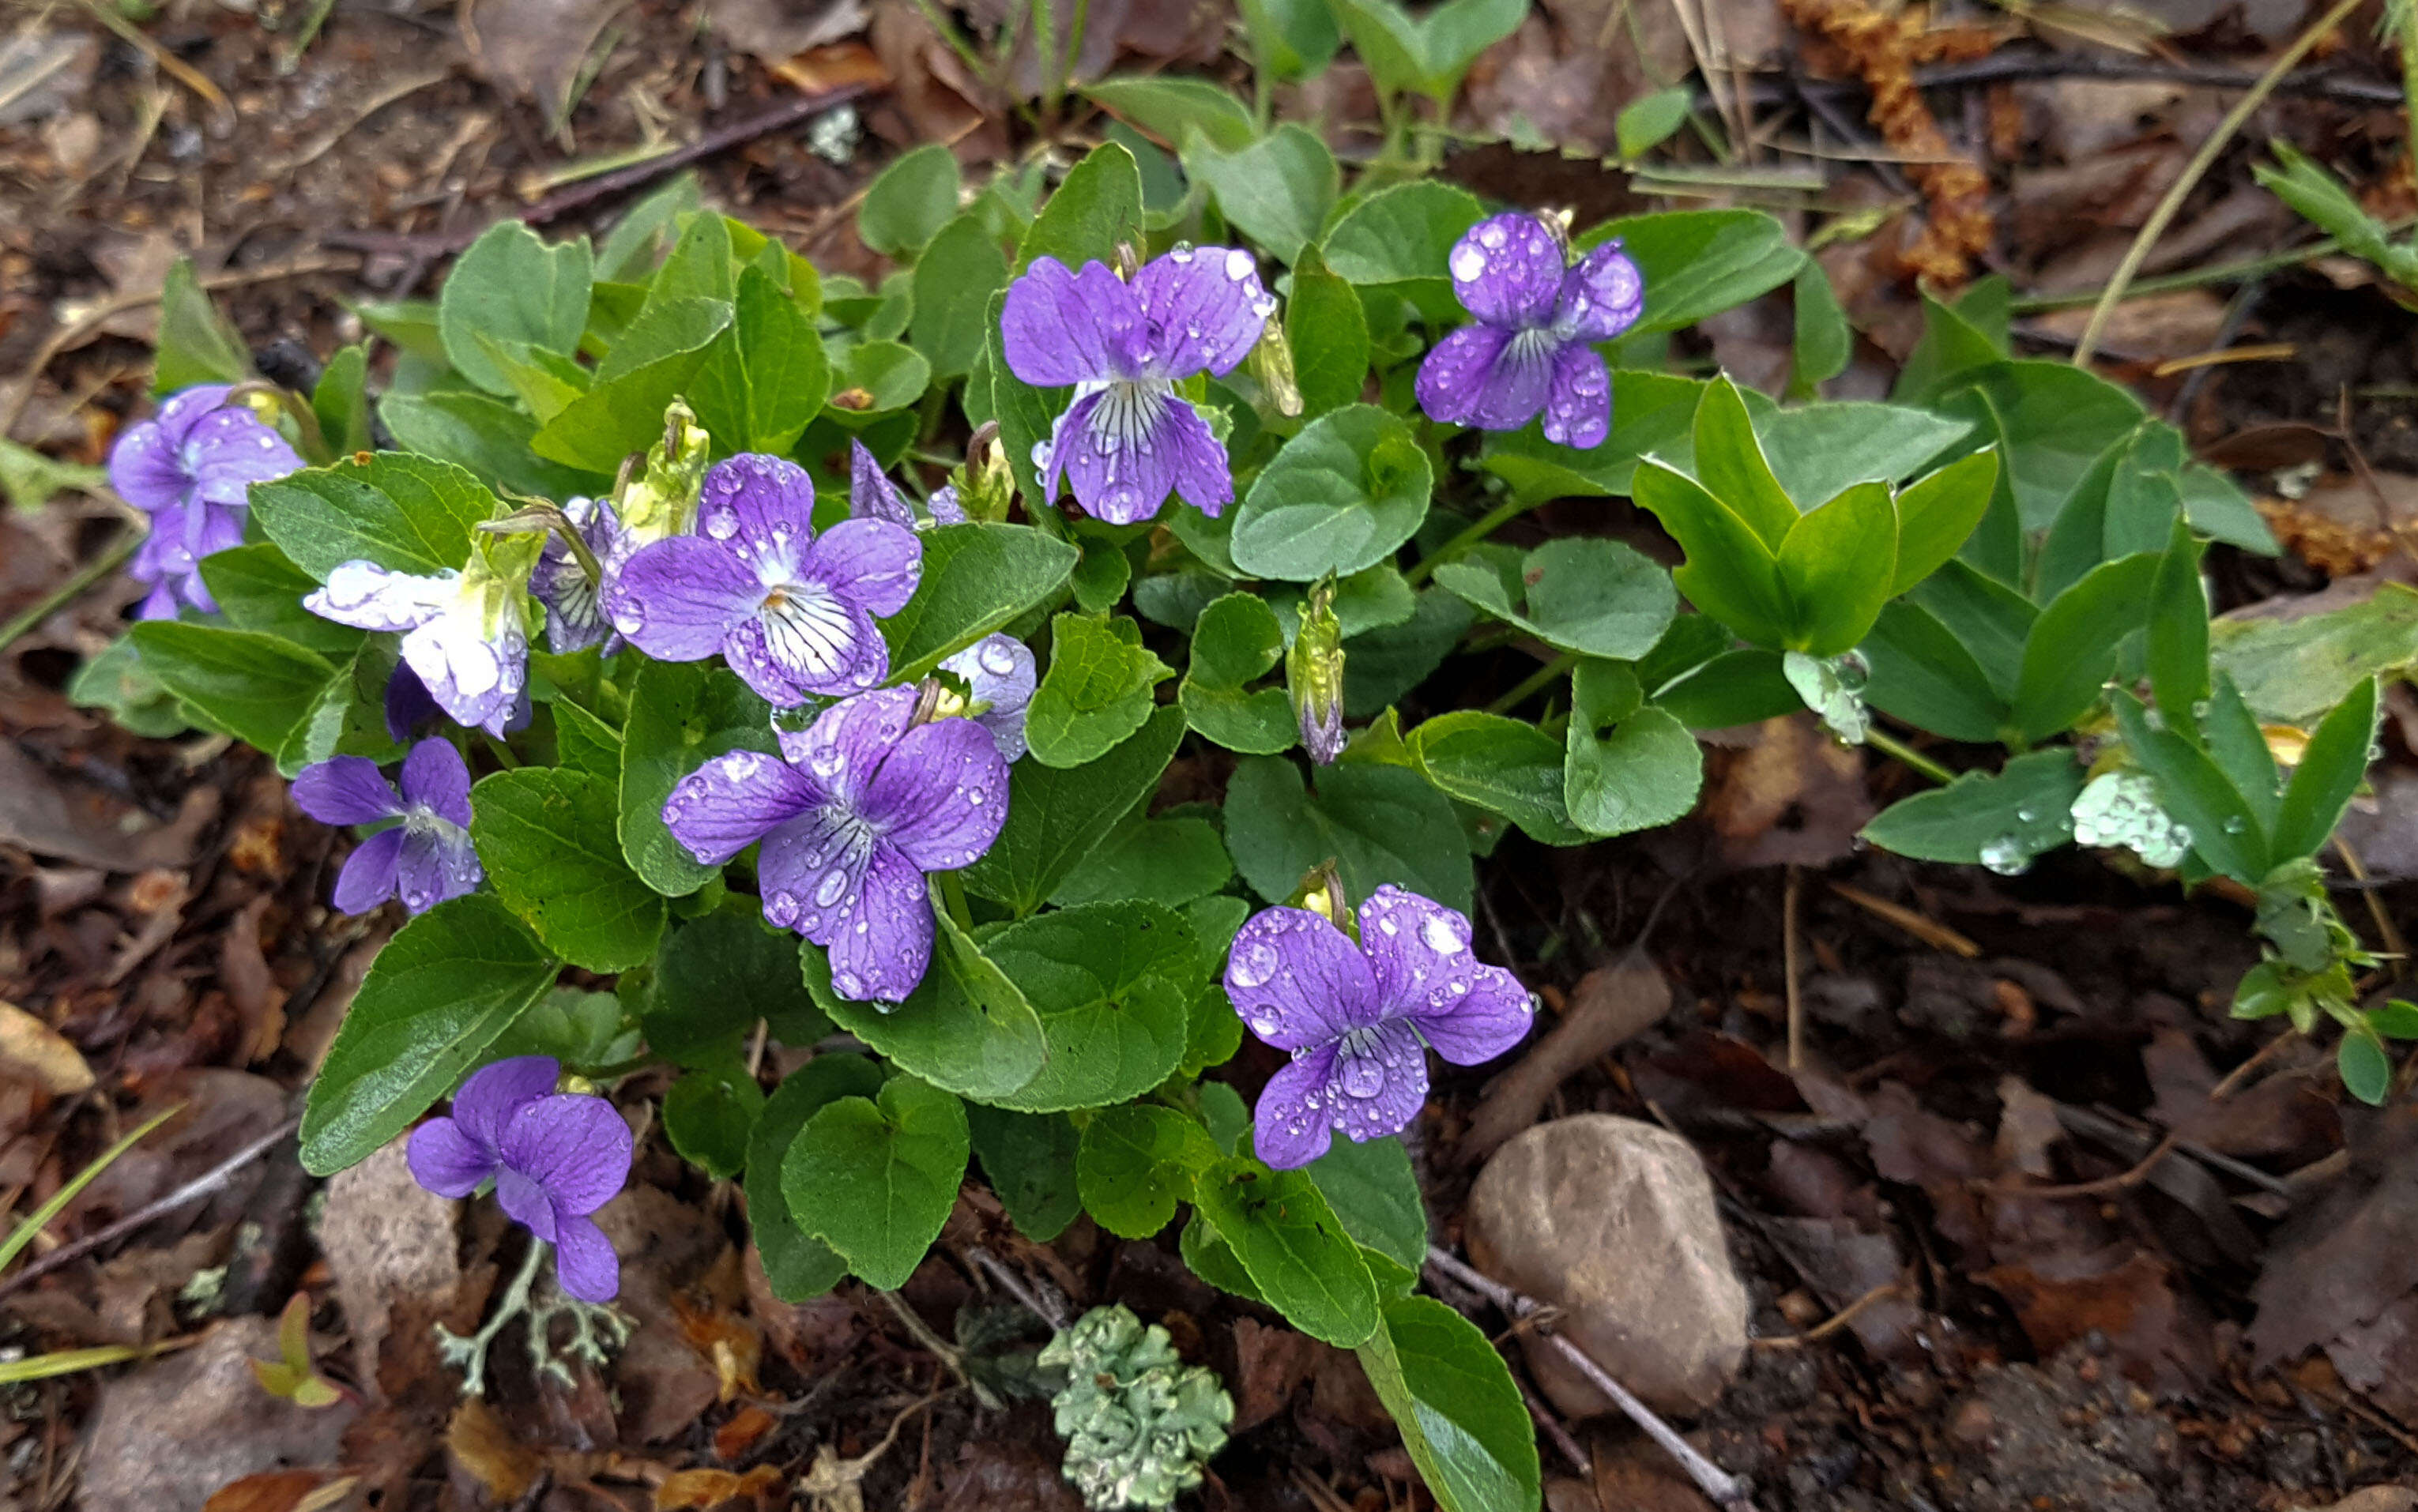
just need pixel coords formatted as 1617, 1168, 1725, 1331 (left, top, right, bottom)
1465, 1115, 1748, 1416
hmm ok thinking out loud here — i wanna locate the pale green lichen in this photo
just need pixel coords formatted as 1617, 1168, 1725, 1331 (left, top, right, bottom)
1041, 1304, 1233, 1511
2070, 769, 2193, 869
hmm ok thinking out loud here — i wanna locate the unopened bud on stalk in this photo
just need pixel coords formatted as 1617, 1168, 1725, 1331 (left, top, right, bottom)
1288, 574, 1346, 765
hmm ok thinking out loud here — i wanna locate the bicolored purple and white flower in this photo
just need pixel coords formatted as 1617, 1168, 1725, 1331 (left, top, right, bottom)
661, 686, 1008, 1003
1224, 885, 1535, 1169
305, 555, 532, 737
292, 738, 483, 916
407, 1056, 632, 1303
1415, 212, 1644, 449
606, 454, 920, 708
1000, 245, 1274, 525
939, 633, 1037, 763
529, 495, 628, 655
107, 384, 303, 619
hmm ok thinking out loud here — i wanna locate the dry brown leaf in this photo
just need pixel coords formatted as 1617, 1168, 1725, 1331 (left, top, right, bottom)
202, 1471, 357, 1512
673, 1292, 763, 1401
0, 999, 92, 1093
1779, 0, 1995, 284
770, 41, 891, 94
1979, 1247, 2212, 1391
1701, 713, 1874, 867
447, 1397, 541, 1503
657, 1465, 784, 1509
1231, 1318, 1320, 1431
714, 1403, 778, 1461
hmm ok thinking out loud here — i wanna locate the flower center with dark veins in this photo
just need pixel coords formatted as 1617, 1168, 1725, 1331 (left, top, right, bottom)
758, 582, 853, 678
1335, 1026, 1389, 1099
1507, 327, 1561, 367
1086, 379, 1173, 461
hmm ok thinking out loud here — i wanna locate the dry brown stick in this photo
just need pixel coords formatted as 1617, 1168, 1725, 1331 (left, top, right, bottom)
2209, 1028, 2299, 1101
1783, 865, 1806, 1072
1753, 1281, 1908, 1349
1519, 1378, 1595, 1477
322, 81, 880, 261
1975, 1130, 2179, 1198
0, 254, 362, 442
1826, 881, 1980, 959
0, 1113, 300, 1300
1425, 1247, 1758, 1511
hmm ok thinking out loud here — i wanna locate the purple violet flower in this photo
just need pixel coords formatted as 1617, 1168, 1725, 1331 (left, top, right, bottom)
107, 385, 303, 620
382, 662, 444, 744
406, 1056, 632, 1303
529, 495, 628, 655
848, 439, 917, 528
939, 633, 1037, 762
926, 485, 967, 525
1415, 212, 1644, 449
1225, 885, 1535, 1168
292, 738, 483, 916
607, 454, 921, 708
1000, 246, 1274, 525
661, 686, 1008, 1003
306, 556, 533, 738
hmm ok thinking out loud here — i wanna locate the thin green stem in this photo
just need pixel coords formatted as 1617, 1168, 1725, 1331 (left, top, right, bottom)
938, 870, 976, 934
0, 527, 141, 655
2070, 0, 2367, 367
1485, 653, 1576, 717
1405, 495, 1535, 586
1866, 727, 1955, 785
479, 732, 523, 771
909, 0, 992, 88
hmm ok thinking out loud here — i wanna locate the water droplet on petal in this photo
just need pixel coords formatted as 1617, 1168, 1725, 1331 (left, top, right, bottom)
1450, 244, 1487, 283
1478, 222, 1508, 250
705, 512, 738, 540
1420, 914, 1465, 955
1169, 242, 1195, 264
815, 870, 848, 907
1341, 1057, 1384, 1098
1224, 248, 1255, 282
1230, 939, 1279, 990
979, 640, 1017, 675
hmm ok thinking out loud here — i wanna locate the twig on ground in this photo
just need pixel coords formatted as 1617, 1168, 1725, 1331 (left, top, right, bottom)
1825, 882, 1980, 959
879, 1289, 1002, 1409
1910, 52, 2404, 105
1, 254, 362, 442
273, 66, 454, 175
0, 1113, 301, 1300
323, 81, 881, 262
1978, 1130, 2179, 1198
0, 524, 141, 656
1754, 1281, 1910, 1349
1519, 1378, 1595, 1476
1783, 866, 1806, 1073
2071, 0, 2368, 367
1424, 1247, 1759, 1511
966, 1245, 1071, 1331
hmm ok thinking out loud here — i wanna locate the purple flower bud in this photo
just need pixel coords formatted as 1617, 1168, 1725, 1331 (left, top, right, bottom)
1286, 577, 1346, 765
848, 439, 917, 528
108, 385, 302, 620
406, 1056, 632, 1303
382, 662, 443, 744
1415, 212, 1643, 449
291, 738, 482, 915
604, 454, 921, 709
659, 686, 1008, 1004
1226, 885, 1534, 1168
938, 633, 1037, 762
1000, 245, 1275, 525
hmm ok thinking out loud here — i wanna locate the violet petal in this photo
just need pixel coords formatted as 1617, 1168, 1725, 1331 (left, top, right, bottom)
1555, 240, 1647, 343
400, 737, 473, 827
1000, 256, 1147, 386
861, 717, 1008, 873
1132, 245, 1273, 379
451, 1056, 561, 1151
801, 517, 922, 619
1542, 343, 1611, 450
1448, 213, 1564, 328
292, 757, 403, 827
662, 749, 819, 867
608, 536, 764, 661
1224, 906, 1378, 1052
821, 841, 932, 1003
330, 827, 405, 914
405, 1116, 495, 1198
499, 1093, 633, 1216
1252, 1044, 1341, 1169
551, 1213, 620, 1302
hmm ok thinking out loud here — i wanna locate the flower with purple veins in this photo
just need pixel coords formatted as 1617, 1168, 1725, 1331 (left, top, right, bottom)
938, 633, 1037, 762
406, 1056, 631, 1303
107, 384, 303, 620
1225, 884, 1535, 1168
306, 552, 533, 738
292, 737, 483, 916
1415, 212, 1644, 449
661, 686, 1008, 1003
528, 495, 628, 655
1000, 245, 1274, 525
607, 454, 921, 708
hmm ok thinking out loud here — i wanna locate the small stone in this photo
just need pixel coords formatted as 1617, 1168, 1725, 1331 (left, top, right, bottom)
1465, 1115, 1749, 1416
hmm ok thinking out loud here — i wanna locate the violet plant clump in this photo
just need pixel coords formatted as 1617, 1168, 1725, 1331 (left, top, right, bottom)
67, 63, 2397, 1507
